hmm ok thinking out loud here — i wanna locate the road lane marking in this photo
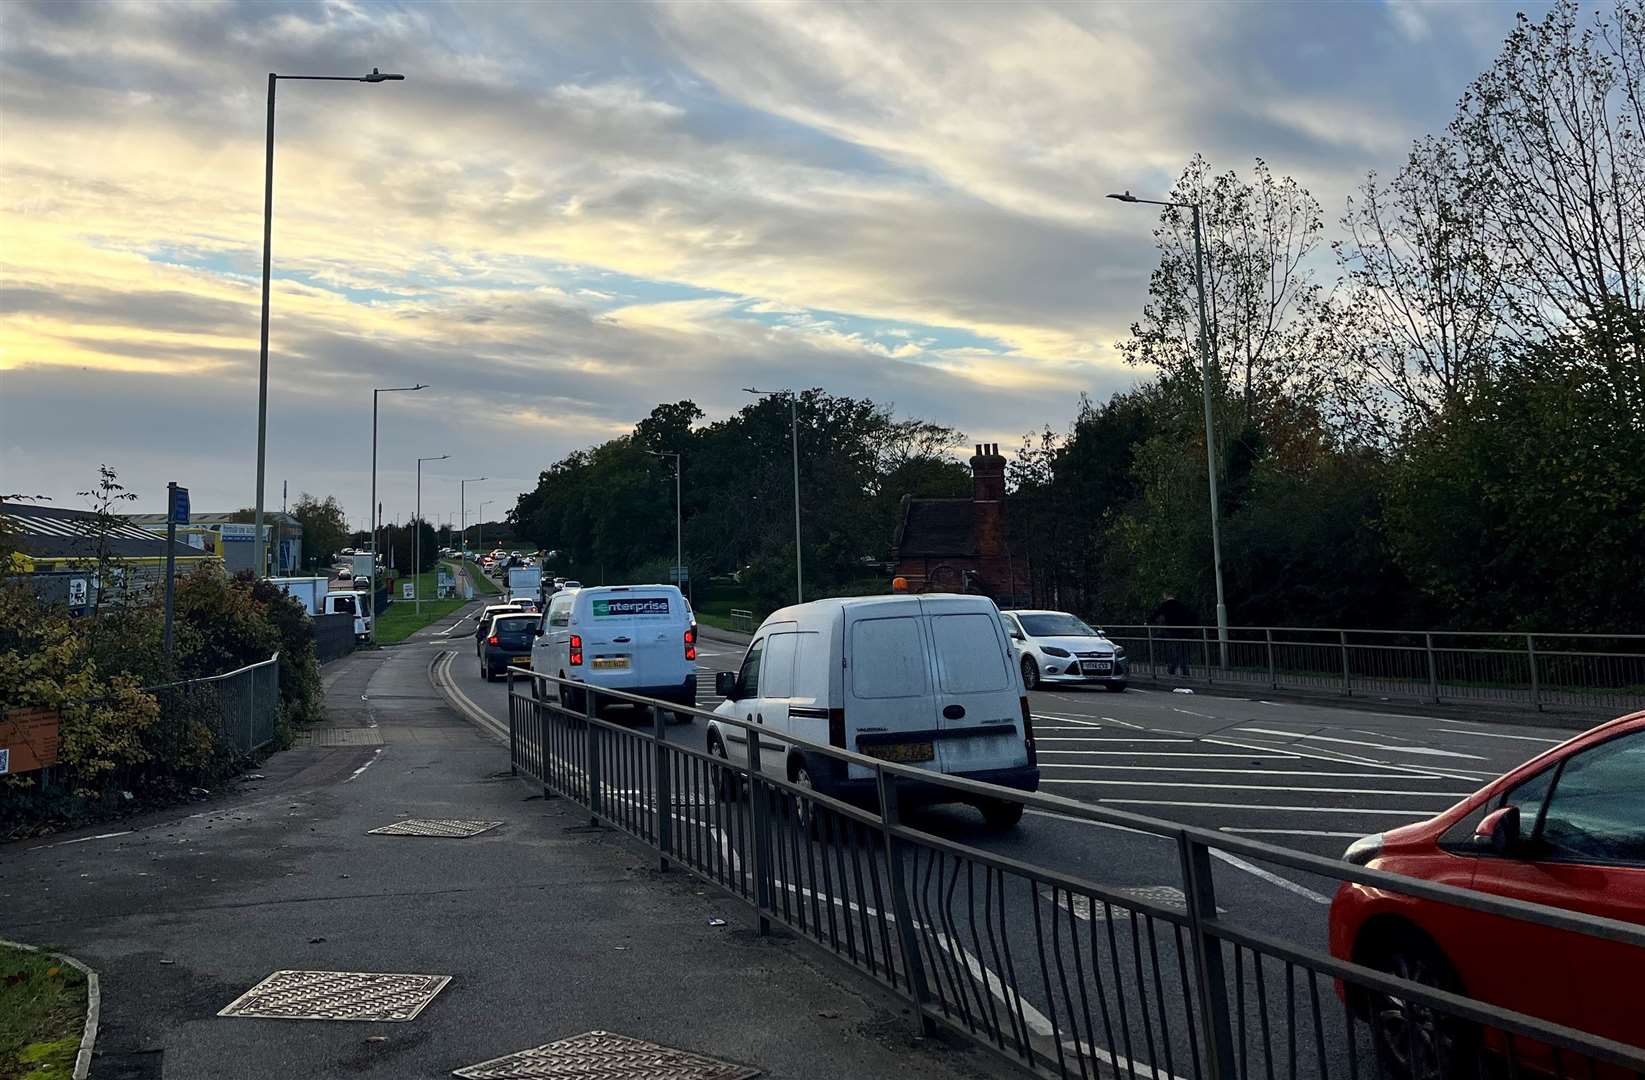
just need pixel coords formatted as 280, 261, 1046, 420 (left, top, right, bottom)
1097, 800, 1435, 816
1235, 727, 1486, 761
1034, 737, 1194, 743
1040, 778, 1469, 796
345, 748, 384, 783
1433, 728, 1563, 744
1034, 747, 1305, 757
1220, 828, 1365, 838
28, 830, 134, 850
1201, 736, 1492, 784
1033, 761, 1458, 777
1208, 850, 1332, 904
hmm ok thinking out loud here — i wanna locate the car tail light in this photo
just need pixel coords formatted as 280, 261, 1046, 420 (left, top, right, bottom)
829, 707, 846, 748
569, 633, 583, 666
1020, 696, 1037, 765
488, 635, 499, 646
684, 625, 697, 662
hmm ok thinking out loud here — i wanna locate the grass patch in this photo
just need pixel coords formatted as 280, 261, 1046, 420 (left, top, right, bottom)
693, 587, 760, 633
373, 564, 469, 644
463, 559, 502, 596
0, 944, 87, 1079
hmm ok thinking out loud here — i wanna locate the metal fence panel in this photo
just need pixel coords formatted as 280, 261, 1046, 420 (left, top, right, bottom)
503, 669, 1645, 1080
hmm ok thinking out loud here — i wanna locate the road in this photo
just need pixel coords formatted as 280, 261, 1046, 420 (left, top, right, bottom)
413, 602, 1589, 1078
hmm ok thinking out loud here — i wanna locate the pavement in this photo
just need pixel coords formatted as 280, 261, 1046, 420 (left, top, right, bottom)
0, 606, 990, 1080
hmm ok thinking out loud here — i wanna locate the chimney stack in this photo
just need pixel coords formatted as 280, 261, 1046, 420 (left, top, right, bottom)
970, 442, 1006, 557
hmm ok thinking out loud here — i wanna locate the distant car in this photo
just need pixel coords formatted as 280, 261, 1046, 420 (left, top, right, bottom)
1329, 710, 1645, 1074
478, 613, 540, 681
336, 570, 353, 582
474, 603, 527, 650
1000, 610, 1129, 692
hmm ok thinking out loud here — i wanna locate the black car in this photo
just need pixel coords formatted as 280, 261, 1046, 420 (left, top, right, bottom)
478, 612, 538, 681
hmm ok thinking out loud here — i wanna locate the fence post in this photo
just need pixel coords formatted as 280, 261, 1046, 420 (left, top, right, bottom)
1527, 634, 1542, 711
653, 706, 671, 872
1178, 834, 1238, 1080
747, 728, 772, 936
1202, 627, 1213, 683
1340, 630, 1351, 697
507, 669, 518, 776
1146, 624, 1156, 679
1425, 633, 1440, 704
876, 767, 935, 1037
585, 688, 601, 826
1265, 628, 1276, 689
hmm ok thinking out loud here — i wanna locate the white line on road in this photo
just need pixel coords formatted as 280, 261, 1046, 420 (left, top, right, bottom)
1220, 828, 1365, 838
1172, 707, 1215, 719
1201, 736, 1491, 784
1040, 778, 1469, 796
1034, 747, 1305, 757
1034, 737, 1195, 744
345, 748, 384, 783
1031, 713, 1107, 726
1033, 762, 1459, 777
1098, 799, 1435, 817
1236, 727, 1486, 761
1433, 728, 1563, 744
1208, 850, 1332, 904
28, 830, 134, 850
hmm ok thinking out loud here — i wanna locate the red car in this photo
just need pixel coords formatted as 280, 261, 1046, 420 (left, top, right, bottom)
1329, 710, 1645, 1076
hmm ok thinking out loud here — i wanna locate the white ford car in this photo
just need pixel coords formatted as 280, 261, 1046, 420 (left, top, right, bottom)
1000, 609, 1129, 692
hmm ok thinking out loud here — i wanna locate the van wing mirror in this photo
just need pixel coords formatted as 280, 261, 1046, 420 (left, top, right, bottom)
715, 670, 738, 701
1474, 805, 1522, 855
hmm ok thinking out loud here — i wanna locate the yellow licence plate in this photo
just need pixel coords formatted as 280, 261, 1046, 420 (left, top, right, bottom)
512, 657, 531, 666
861, 741, 935, 764
592, 657, 630, 670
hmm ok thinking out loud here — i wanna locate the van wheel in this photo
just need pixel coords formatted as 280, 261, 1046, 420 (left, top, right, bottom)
708, 735, 737, 802
980, 799, 1025, 830
1021, 656, 1040, 691
790, 760, 822, 837
561, 681, 585, 716
1361, 928, 1475, 1080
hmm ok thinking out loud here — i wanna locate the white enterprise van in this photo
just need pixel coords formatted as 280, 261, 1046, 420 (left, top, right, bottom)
708, 594, 1038, 828
530, 584, 697, 717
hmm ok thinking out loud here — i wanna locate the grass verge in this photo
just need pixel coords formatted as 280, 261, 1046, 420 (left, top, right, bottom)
0, 944, 87, 1079
373, 565, 470, 644
464, 559, 502, 596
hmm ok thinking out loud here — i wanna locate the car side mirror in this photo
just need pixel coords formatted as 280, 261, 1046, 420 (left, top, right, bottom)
716, 670, 738, 701
1474, 805, 1522, 855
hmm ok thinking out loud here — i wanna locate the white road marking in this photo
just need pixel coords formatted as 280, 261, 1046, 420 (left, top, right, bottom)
1208, 850, 1333, 905
1172, 707, 1214, 719
1033, 762, 1457, 778
1433, 728, 1563, 744
345, 748, 384, 782
1034, 747, 1304, 758
1040, 778, 1469, 796
1099, 800, 1435, 817
28, 830, 134, 850
1220, 828, 1365, 838
1202, 736, 1492, 784
1034, 737, 1194, 744
1236, 727, 1486, 761
1031, 713, 1106, 727
1062, 1040, 1186, 1080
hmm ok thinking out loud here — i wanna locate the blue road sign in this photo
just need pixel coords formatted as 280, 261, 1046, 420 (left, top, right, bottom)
170, 484, 190, 525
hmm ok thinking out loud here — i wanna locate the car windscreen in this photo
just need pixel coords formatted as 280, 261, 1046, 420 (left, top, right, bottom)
1019, 613, 1098, 637
490, 617, 537, 643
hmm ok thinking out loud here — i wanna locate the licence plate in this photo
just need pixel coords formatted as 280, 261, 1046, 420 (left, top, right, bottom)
592, 657, 629, 670
512, 657, 531, 666
861, 741, 935, 764
1083, 661, 1113, 675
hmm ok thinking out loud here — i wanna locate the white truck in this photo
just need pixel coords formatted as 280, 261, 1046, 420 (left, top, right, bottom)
271, 576, 330, 616
351, 553, 376, 586
506, 567, 543, 604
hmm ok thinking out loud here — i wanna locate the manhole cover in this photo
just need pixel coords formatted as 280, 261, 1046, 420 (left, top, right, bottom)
453, 1030, 760, 1079
218, 970, 450, 1021
368, 819, 502, 838
293, 727, 385, 747
1042, 885, 1225, 921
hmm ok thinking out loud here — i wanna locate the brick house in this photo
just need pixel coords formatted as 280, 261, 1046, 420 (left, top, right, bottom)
891, 443, 1031, 604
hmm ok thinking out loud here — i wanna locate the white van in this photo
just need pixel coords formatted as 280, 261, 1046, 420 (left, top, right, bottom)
321, 590, 371, 640
530, 584, 697, 716
707, 594, 1037, 828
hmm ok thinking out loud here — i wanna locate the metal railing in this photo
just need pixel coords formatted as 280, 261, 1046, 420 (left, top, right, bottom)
1098, 625, 1645, 715
505, 668, 1645, 1080
146, 653, 281, 755
729, 608, 755, 633
313, 612, 356, 664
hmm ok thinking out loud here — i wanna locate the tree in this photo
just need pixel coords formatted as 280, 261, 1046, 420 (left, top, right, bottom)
291, 493, 348, 568
387, 519, 440, 575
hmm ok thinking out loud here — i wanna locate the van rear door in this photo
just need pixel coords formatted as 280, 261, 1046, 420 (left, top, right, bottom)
920, 596, 1025, 777
842, 600, 943, 780
581, 588, 677, 690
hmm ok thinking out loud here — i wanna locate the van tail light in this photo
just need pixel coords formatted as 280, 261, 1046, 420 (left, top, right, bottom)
569, 634, 583, 666
1020, 697, 1037, 766
488, 635, 499, 646
684, 625, 697, 662
829, 707, 846, 748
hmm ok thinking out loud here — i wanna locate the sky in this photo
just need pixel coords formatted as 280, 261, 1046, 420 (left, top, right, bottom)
0, 0, 1541, 528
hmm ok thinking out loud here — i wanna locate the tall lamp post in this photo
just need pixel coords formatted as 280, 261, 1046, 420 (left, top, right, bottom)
415, 454, 448, 615
369, 384, 428, 637
477, 501, 492, 557
1108, 190, 1229, 665
251, 67, 404, 582
460, 477, 486, 558
642, 450, 684, 598
742, 387, 802, 604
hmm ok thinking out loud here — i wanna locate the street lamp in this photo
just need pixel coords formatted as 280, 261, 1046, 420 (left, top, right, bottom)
1108, 189, 1229, 664
415, 454, 448, 614
369, 383, 428, 637
743, 387, 802, 604
477, 501, 493, 556
251, 67, 405, 583
460, 477, 486, 558
642, 449, 684, 598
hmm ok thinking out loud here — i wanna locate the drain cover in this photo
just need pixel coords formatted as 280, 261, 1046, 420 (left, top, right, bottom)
1043, 885, 1224, 921
218, 970, 450, 1021
368, 818, 503, 838
453, 1030, 760, 1079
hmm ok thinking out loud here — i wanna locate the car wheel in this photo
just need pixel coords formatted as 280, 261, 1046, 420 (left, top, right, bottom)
1021, 655, 1040, 691
980, 798, 1025, 830
708, 734, 738, 802
790, 758, 822, 837
1363, 928, 1476, 1080
1105, 681, 1127, 693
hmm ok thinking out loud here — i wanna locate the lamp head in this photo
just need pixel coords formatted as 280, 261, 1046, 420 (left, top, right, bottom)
363, 68, 405, 83
1107, 191, 1139, 203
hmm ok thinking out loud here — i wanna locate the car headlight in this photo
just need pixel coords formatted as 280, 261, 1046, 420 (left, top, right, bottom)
1343, 833, 1384, 866
1041, 646, 1071, 658
1114, 645, 1127, 658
